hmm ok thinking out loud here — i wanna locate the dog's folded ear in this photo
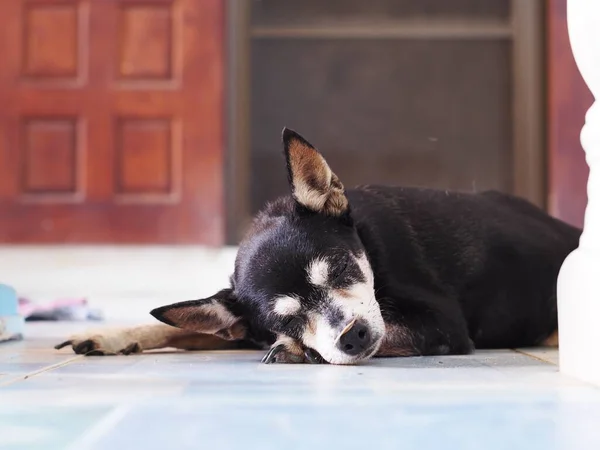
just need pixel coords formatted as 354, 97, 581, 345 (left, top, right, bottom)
150, 289, 247, 341
282, 127, 349, 217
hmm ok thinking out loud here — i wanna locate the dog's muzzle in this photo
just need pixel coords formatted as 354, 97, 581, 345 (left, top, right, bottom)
335, 318, 373, 357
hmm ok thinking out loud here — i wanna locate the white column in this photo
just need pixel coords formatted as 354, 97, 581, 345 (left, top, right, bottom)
557, 0, 600, 385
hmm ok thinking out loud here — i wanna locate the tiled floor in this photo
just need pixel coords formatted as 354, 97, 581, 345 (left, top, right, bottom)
1, 323, 600, 450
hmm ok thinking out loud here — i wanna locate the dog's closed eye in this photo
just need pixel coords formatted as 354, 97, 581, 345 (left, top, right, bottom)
280, 316, 304, 332
329, 254, 349, 282
329, 257, 348, 281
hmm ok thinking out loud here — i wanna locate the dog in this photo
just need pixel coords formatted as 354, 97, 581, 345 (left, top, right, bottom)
55, 128, 580, 364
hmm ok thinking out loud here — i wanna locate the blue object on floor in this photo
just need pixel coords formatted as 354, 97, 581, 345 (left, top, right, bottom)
0, 283, 24, 342
0, 284, 18, 315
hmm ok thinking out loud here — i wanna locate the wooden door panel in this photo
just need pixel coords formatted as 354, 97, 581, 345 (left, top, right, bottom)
118, 3, 173, 80
21, 2, 80, 79
0, 0, 224, 244
22, 118, 79, 194
116, 119, 174, 194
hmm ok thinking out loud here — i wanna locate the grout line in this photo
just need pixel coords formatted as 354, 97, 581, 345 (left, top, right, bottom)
65, 403, 133, 450
0, 354, 84, 388
512, 348, 558, 365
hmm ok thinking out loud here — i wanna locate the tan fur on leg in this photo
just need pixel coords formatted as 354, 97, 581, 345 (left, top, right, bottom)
55, 323, 237, 355
376, 323, 419, 357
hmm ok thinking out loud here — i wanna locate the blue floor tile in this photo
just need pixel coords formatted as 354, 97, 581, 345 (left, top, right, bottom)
1, 322, 599, 450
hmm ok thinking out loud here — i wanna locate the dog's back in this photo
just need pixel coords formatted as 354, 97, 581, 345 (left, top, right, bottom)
347, 186, 581, 350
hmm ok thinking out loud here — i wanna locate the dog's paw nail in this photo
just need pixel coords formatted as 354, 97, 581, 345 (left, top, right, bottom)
261, 344, 285, 364
54, 340, 72, 350
120, 343, 141, 355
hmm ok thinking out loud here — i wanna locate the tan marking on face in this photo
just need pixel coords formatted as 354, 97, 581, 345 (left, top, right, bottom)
334, 288, 353, 298
276, 335, 305, 355
541, 329, 559, 347
305, 313, 318, 336
269, 335, 307, 363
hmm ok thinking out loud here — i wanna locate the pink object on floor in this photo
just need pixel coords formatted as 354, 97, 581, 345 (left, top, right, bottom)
18, 297, 103, 321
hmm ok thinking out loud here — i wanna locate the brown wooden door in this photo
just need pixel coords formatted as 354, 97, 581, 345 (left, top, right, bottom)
0, 0, 225, 244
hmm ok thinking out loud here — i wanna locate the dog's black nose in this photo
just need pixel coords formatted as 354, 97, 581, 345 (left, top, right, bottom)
336, 320, 371, 356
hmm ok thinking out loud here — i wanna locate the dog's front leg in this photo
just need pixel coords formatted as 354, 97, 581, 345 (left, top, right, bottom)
55, 323, 239, 356
376, 288, 473, 357
261, 337, 327, 364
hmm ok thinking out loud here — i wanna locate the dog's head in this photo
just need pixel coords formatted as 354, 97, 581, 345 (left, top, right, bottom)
151, 129, 385, 364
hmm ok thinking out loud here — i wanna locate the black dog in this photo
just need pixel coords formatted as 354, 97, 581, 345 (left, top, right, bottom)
56, 129, 580, 364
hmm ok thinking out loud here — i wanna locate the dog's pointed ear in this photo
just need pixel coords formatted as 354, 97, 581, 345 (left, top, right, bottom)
282, 127, 349, 217
150, 288, 246, 341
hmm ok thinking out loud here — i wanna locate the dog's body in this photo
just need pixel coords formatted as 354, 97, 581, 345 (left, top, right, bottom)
342, 186, 576, 353
56, 129, 580, 364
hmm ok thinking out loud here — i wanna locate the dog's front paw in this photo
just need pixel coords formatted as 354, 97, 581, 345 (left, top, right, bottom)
54, 329, 142, 356
261, 340, 327, 364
